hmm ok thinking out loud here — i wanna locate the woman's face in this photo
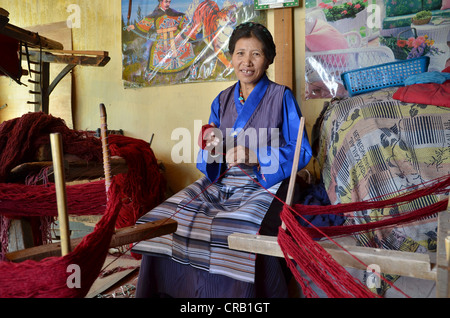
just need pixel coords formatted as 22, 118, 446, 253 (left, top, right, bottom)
231, 36, 269, 90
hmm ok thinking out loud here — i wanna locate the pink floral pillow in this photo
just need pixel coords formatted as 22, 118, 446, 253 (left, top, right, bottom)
305, 19, 349, 52
442, 0, 450, 9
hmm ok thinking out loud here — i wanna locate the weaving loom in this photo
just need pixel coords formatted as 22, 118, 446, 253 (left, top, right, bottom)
0, 12, 177, 297
0, 8, 110, 115
0, 109, 176, 298
229, 88, 450, 298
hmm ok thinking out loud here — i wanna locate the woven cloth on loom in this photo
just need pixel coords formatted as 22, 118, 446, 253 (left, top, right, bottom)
132, 166, 281, 284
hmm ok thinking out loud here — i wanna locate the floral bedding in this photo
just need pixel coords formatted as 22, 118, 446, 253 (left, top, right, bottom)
316, 87, 450, 253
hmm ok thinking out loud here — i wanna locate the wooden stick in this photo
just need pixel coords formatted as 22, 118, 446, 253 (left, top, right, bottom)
100, 103, 112, 195
228, 233, 436, 281
50, 133, 71, 256
5, 219, 178, 263
0, 22, 63, 50
283, 117, 305, 229
28, 49, 109, 56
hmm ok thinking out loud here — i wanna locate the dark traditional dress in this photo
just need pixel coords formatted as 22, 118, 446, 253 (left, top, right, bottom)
133, 75, 312, 297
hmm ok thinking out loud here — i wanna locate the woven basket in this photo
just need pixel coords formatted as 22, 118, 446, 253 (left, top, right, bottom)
411, 17, 431, 25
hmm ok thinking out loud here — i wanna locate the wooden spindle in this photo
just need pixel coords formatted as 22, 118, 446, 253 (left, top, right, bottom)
50, 133, 71, 256
99, 103, 112, 195
283, 117, 305, 230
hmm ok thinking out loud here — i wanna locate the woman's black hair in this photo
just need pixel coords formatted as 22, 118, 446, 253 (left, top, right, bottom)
228, 22, 276, 65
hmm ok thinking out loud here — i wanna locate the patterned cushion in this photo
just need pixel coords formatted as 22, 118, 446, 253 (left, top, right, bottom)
422, 0, 442, 10
384, 0, 422, 17
383, 12, 417, 29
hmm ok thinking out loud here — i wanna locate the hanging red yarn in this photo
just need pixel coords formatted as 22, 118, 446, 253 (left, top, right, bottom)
0, 34, 22, 83
0, 112, 166, 227
0, 180, 107, 218
0, 112, 166, 262
0, 112, 103, 182
294, 175, 450, 239
279, 207, 378, 298
0, 182, 122, 298
108, 134, 166, 228
277, 175, 449, 298
0, 112, 167, 297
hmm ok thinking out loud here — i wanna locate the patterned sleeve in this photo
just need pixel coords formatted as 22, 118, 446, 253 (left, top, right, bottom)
136, 17, 155, 33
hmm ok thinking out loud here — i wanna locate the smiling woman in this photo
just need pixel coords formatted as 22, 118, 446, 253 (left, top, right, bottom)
132, 22, 313, 298
230, 27, 272, 100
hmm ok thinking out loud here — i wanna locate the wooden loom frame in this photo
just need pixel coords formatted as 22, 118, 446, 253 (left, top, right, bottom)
4, 104, 178, 298
0, 7, 110, 114
5, 104, 177, 279
228, 115, 450, 298
0, 8, 178, 288
229, 8, 450, 298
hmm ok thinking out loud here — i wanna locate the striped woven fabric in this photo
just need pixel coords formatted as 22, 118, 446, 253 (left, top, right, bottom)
132, 166, 281, 283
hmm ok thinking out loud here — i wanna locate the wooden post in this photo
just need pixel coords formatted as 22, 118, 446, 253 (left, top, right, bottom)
99, 103, 112, 195
274, 8, 294, 91
50, 133, 71, 256
436, 196, 450, 298
283, 117, 305, 230
285, 117, 305, 207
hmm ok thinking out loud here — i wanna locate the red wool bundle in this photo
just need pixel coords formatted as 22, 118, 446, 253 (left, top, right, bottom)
0, 112, 167, 297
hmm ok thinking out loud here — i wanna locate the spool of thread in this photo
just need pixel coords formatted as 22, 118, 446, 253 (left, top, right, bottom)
198, 124, 221, 156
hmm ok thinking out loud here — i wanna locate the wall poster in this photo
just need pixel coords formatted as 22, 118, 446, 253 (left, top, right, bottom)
121, 0, 265, 88
305, 0, 450, 99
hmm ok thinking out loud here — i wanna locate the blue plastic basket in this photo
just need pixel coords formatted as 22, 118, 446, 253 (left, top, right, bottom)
341, 56, 430, 97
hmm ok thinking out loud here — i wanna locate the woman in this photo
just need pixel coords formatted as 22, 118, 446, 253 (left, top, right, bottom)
133, 22, 312, 298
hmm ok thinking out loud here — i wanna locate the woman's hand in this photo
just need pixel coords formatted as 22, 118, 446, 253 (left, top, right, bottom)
203, 123, 221, 154
226, 145, 259, 167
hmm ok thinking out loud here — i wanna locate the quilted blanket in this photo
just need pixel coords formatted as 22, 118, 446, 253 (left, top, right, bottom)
317, 87, 450, 254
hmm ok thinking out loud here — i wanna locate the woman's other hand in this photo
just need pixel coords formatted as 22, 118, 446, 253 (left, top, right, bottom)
226, 145, 259, 167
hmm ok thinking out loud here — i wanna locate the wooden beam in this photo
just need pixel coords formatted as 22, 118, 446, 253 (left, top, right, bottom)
27, 50, 110, 67
0, 22, 63, 50
8, 157, 128, 183
228, 233, 436, 281
436, 200, 450, 298
0, 7, 9, 17
5, 218, 178, 263
274, 8, 294, 91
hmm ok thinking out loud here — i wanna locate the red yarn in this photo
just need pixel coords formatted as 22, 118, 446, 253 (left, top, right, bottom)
0, 181, 107, 218
237, 167, 449, 298
0, 112, 103, 182
0, 112, 167, 287
0, 182, 122, 298
109, 135, 166, 228
278, 175, 449, 298
0, 34, 22, 82
294, 175, 450, 239
0, 112, 166, 229
198, 124, 214, 150
278, 208, 378, 298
